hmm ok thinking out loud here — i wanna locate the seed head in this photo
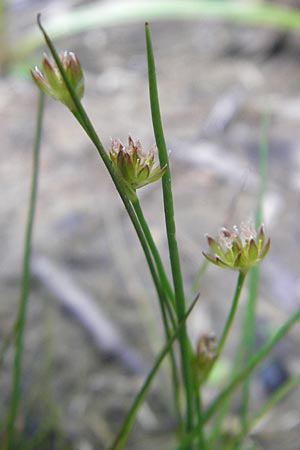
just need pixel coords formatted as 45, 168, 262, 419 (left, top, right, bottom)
109, 136, 167, 201
31, 51, 84, 112
203, 222, 270, 274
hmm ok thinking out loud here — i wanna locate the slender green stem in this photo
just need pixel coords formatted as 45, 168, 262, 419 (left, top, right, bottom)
132, 197, 183, 425
194, 382, 206, 450
5, 91, 45, 448
135, 199, 205, 434
132, 198, 176, 320
145, 22, 195, 436
240, 265, 258, 431
206, 398, 231, 447
109, 296, 199, 450
133, 201, 202, 434
218, 271, 246, 356
175, 309, 300, 450
204, 270, 247, 384
0, 326, 16, 369
191, 259, 209, 297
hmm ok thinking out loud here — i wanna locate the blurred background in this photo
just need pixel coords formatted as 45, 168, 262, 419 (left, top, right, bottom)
1, 1, 300, 449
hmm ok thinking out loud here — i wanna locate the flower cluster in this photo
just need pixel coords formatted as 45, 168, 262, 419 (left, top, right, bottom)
203, 222, 270, 274
31, 51, 84, 112
109, 136, 166, 201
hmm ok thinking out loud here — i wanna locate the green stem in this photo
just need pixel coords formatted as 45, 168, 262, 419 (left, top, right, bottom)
175, 308, 300, 450
132, 198, 183, 426
5, 91, 45, 448
218, 271, 246, 356
132, 198, 176, 321
204, 271, 246, 386
145, 22, 194, 436
240, 265, 258, 431
0, 326, 16, 369
109, 296, 199, 450
206, 398, 231, 447
194, 382, 206, 450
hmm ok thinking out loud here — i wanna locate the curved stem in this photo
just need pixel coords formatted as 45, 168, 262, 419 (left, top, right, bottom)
5, 91, 45, 448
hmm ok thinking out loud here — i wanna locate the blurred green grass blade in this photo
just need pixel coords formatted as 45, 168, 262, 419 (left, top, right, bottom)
256, 114, 270, 229
231, 376, 300, 450
11, 1, 300, 63
5, 91, 45, 448
240, 114, 270, 429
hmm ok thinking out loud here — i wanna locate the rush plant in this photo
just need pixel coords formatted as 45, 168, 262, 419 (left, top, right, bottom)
3, 14, 300, 450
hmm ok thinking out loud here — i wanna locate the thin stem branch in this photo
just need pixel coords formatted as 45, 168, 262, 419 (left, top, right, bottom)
203, 271, 247, 386
132, 198, 176, 321
5, 91, 45, 448
0, 326, 16, 369
218, 271, 247, 356
132, 197, 182, 425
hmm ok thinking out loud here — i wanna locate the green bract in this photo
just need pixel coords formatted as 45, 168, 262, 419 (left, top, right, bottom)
31, 51, 84, 112
203, 223, 270, 274
109, 136, 167, 201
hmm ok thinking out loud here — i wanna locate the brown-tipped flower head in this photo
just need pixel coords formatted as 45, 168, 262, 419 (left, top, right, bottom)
203, 221, 270, 274
109, 136, 167, 201
193, 332, 217, 381
31, 51, 84, 111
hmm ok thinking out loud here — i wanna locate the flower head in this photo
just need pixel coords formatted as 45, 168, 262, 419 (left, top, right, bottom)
109, 136, 166, 201
31, 51, 84, 111
203, 222, 270, 274
193, 332, 217, 381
